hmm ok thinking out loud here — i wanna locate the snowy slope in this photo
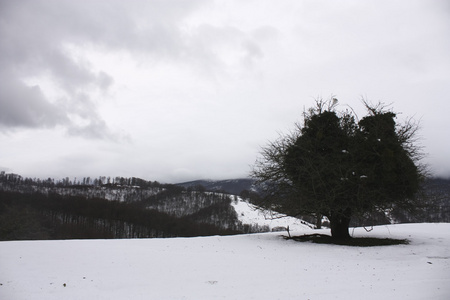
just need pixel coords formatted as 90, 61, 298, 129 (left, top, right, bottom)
1, 223, 449, 300
231, 197, 314, 231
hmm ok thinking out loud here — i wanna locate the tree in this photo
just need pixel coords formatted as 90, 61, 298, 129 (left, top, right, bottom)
251, 99, 425, 239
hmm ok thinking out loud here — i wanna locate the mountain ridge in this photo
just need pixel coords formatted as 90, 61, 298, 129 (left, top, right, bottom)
175, 178, 255, 195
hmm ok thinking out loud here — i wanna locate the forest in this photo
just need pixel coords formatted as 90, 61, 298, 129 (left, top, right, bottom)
0, 172, 267, 240
0, 171, 449, 241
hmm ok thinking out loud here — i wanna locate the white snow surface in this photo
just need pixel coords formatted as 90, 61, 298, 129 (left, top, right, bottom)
1, 223, 449, 300
231, 197, 314, 231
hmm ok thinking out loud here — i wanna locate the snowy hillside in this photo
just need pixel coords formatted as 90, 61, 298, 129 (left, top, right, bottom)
231, 196, 314, 231
1, 223, 449, 300
1, 174, 310, 239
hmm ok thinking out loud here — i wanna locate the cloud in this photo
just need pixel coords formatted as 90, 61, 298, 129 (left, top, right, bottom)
1, 0, 449, 182
0, 75, 68, 129
0, 0, 137, 137
1, 0, 266, 139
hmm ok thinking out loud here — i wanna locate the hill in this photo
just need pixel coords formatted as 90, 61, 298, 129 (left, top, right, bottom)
1, 173, 307, 240
177, 177, 450, 225
1, 172, 449, 241
176, 178, 256, 195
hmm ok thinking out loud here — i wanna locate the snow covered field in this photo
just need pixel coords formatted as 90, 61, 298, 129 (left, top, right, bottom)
1, 223, 449, 300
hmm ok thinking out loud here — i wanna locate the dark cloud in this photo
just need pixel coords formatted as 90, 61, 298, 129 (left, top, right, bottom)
0, 0, 267, 138
1, 0, 261, 140
0, 75, 68, 129
0, 0, 112, 136
0, 0, 194, 136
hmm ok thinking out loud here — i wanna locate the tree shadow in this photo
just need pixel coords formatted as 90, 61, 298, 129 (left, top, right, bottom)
284, 234, 409, 247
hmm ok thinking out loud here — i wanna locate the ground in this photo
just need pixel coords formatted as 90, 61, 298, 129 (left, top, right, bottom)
1, 223, 449, 299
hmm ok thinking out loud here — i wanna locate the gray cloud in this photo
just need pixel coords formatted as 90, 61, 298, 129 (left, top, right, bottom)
0, 0, 193, 136
0, 0, 113, 136
0, 74, 68, 129
67, 119, 112, 140
0, 0, 264, 139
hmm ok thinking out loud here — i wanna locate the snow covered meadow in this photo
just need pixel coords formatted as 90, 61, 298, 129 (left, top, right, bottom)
1, 222, 449, 300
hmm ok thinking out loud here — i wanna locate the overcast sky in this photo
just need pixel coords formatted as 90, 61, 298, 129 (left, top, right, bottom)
1, 0, 449, 183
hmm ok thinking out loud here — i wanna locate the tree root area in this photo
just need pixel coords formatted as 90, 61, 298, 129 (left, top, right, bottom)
283, 234, 409, 247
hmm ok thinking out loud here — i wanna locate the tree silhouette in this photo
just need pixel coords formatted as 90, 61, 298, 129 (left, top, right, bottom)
252, 99, 425, 239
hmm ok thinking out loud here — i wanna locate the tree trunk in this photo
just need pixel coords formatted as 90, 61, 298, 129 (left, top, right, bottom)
329, 209, 351, 239
315, 213, 322, 229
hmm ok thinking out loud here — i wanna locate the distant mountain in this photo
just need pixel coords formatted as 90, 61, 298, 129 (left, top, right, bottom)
1, 171, 449, 242
176, 178, 256, 195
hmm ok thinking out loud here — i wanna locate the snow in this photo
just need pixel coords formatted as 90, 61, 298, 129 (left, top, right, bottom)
231, 197, 314, 231
1, 223, 449, 300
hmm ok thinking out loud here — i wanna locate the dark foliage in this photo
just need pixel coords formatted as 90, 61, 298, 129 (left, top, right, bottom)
0, 171, 275, 240
252, 99, 426, 239
0, 190, 242, 240
177, 179, 256, 195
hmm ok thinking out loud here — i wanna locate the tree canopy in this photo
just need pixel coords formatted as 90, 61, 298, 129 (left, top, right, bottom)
251, 99, 425, 239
